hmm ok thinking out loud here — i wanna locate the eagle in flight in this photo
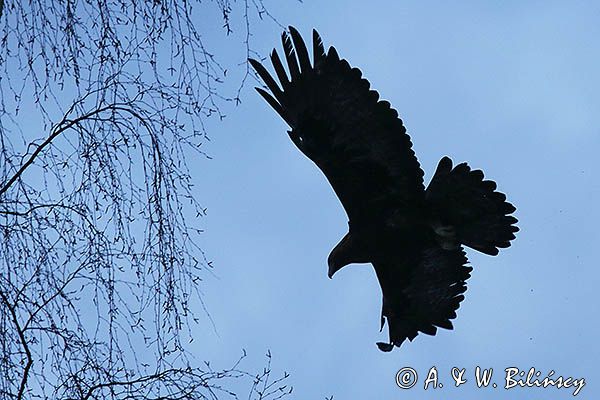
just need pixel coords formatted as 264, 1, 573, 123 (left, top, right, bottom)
249, 27, 518, 351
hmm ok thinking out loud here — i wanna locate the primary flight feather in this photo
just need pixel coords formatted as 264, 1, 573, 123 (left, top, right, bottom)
250, 27, 518, 351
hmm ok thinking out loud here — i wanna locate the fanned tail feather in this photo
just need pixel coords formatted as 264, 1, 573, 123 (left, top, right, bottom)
426, 156, 519, 255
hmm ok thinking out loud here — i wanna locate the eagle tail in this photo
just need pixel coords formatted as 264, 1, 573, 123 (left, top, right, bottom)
426, 156, 519, 255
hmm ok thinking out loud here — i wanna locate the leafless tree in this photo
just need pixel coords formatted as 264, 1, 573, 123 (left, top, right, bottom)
0, 1, 293, 399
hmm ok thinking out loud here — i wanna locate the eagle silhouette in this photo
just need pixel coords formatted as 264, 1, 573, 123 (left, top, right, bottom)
249, 27, 518, 351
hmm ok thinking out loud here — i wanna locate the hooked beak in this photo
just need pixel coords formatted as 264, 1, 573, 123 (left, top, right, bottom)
327, 259, 337, 279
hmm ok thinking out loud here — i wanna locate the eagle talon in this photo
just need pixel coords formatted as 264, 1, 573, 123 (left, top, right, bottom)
376, 342, 394, 352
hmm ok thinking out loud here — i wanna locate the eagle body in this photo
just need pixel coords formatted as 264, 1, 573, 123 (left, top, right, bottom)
250, 27, 518, 351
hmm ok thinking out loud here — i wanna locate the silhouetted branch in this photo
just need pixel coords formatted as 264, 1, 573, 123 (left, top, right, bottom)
0, 290, 32, 400
0, 104, 117, 198
0, 1, 295, 399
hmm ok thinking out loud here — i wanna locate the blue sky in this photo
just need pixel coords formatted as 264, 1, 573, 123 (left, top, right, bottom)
189, 1, 599, 398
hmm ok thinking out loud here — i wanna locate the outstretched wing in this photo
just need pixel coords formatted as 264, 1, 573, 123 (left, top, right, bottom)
373, 244, 472, 351
249, 27, 425, 224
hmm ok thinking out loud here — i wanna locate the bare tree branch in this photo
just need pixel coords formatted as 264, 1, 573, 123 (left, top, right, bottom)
0, 1, 297, 399
0, 290, 32, 400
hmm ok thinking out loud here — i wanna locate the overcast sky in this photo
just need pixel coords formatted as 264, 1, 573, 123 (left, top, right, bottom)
188, 1, 599, 398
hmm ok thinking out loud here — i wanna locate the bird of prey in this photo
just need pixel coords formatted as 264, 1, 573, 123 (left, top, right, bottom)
249, 27, 518, 351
